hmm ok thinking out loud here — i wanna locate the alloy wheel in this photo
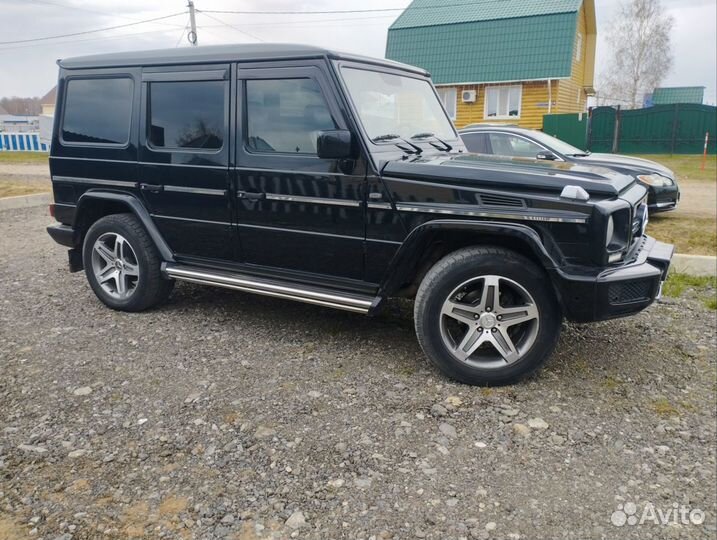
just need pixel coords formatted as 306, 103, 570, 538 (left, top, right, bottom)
91, 232, 140, 300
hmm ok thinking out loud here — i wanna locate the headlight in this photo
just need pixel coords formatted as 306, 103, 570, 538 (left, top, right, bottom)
605, 216, 614, 248
638, 174, 673, 187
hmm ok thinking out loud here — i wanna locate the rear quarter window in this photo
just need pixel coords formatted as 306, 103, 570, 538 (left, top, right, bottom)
61, 77, 133, 145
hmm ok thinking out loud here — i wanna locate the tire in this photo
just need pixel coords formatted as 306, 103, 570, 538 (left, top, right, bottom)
414, 246, 561, 386
82, 213, 174, 312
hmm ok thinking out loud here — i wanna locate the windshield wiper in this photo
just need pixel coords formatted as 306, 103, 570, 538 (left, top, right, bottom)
372, 134, 401, 142
410, 132, 453, 152
372, 133, 422, 155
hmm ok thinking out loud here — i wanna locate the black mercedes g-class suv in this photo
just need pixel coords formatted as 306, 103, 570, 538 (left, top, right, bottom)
47, 44, 673, 386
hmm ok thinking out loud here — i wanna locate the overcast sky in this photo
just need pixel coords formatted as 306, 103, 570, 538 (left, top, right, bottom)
0, 0, 715, 104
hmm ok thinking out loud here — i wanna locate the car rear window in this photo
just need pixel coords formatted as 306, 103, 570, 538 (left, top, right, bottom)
62, 78, 133, 145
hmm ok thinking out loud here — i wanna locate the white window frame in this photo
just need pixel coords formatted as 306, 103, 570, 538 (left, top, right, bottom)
436, 87, 457, 120
483, 85, 522, 120
575, 32, 583, 62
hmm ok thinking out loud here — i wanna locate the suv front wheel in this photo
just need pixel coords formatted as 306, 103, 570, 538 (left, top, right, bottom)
414, 246, 561, 386
83, 213, 173, 312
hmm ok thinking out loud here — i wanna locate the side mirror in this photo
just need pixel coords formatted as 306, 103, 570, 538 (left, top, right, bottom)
536, 150, 558, 161
317, 130, 355, 160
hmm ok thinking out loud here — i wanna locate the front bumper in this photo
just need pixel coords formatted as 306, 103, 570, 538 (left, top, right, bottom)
552, 235, 674, 322
647, 184, 680, 213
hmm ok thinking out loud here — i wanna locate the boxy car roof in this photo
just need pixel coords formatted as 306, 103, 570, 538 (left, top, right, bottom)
57, 43, 429, 76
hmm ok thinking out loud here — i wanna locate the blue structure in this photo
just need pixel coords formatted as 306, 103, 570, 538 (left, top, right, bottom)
0, 132, 48, 152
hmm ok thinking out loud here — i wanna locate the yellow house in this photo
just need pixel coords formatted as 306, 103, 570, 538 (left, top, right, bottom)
386, 0, 596, 130
40, 86, 57, 116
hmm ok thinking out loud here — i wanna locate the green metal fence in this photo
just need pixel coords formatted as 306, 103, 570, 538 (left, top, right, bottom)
542, 104, 716, 154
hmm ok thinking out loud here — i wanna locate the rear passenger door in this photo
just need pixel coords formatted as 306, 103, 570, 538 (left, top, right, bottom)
138, 65, 233, 261
233, 64, 366, 280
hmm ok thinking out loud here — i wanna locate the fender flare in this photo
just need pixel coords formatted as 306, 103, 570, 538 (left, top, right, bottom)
379, 219, 559, 295
74, 190, 175, 263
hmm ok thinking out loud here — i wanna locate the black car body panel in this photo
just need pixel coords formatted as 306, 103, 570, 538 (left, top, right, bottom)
459, 126, 681, 212
47, 44, 672, 323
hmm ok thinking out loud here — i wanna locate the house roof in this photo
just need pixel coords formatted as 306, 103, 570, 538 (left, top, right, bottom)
652, 86, 705, 105
40, 86, 57, 105
386, 0, 592, 85
390, 0, 582, 29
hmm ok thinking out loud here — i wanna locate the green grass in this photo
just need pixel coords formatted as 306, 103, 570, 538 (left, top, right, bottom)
0, 151, 49, 164
634, 154, 716, 183
648, 216, 716, 255
663, 273, 717, 310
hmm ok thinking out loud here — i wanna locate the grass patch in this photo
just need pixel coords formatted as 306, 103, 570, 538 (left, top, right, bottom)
634, 154, 716, 183
705, 297, 717, 310
662, 273, 716, 297
651, 397, 680, 417
647, 215, 716, 255
0, 180, 50, 198
0, 151, 49, 164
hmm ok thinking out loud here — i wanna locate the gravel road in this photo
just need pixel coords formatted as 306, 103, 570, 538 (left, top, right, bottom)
1, 206, 716, 540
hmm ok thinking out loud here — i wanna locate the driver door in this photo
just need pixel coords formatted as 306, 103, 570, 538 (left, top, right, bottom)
233, 63, 367, 281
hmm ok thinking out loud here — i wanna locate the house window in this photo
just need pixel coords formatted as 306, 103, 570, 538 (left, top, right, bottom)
484, 85, 521, 119
575, 33, 583, 62
436, 87, 457, 120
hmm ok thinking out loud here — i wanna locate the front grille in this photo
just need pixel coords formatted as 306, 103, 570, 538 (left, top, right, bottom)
608, 279, 652, 305
632, 198, 648, 237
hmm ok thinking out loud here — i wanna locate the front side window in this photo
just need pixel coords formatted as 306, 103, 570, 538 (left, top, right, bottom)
148, 80, 226, 150
62, 78, 133, 145
488, 133, 543, 158
436, 87, 457, 120
340, 67, 457, 143
484, 85, 522, 119
245, 78, 336, 154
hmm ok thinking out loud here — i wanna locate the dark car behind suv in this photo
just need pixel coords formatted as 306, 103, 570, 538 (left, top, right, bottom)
46, 44, 673, 386
459, 125, 681, 213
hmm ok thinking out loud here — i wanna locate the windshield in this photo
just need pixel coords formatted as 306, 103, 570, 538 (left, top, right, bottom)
340, 67, 457, 143
528, 130, 587, 156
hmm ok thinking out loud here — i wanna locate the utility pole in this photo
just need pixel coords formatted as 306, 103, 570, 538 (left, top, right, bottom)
187, 1, 198, 46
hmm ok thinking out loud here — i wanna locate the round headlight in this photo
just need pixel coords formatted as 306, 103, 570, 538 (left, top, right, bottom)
605, 215, 614, 248
638, 174, 673, 187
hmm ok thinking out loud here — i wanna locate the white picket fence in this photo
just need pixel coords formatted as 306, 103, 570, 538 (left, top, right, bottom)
0, 132, 48, 152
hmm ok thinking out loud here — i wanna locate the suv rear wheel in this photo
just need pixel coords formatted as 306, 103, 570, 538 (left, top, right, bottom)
83, 213, 173, 312
414, 246, 561, 386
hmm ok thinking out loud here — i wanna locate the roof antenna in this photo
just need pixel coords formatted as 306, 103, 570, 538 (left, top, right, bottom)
187, 1, 198, 46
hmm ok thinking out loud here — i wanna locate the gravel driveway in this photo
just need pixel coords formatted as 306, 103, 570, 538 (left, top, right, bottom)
1, 206, 715, 540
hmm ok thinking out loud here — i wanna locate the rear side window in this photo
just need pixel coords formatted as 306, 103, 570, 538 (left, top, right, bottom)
62, 78, 133, 145
245, 78, 336, 154
461, 133, 490, 154
148, 81, 226, 150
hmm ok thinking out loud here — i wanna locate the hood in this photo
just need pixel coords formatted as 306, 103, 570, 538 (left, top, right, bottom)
576, 153, 675, 179
382, 153, 636, 197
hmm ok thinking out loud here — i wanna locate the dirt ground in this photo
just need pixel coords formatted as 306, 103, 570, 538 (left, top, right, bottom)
1, 206, 716, 540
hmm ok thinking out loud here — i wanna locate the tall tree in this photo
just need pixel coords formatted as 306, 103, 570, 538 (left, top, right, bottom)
599, 0, 674, 108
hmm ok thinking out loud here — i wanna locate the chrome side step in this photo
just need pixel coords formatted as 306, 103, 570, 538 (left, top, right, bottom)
163, 263, 380, 314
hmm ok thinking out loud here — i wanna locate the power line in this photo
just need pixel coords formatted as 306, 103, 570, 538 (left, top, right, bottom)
23, 0, 185, 28
196, 11, 264, 42
0, 11, 186, 45
199, 2, 490, 16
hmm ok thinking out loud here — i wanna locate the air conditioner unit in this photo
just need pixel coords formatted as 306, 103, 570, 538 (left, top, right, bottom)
462, 90, 477, 103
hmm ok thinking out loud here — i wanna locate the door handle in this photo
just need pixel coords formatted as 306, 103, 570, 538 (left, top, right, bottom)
368, 192, 383, 200
237, 191, 266, 201
140, 183, 163, 193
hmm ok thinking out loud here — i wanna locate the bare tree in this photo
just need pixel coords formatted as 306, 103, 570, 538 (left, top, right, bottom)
599, 0, 674, 108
